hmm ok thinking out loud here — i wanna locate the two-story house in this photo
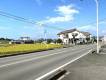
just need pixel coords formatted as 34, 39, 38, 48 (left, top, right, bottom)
57, 28, 91, 44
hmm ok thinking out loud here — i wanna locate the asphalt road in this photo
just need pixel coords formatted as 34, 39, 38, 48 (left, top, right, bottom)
0, 44, 95, 80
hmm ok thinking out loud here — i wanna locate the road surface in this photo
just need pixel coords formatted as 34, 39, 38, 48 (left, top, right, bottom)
0, 44, 95, 80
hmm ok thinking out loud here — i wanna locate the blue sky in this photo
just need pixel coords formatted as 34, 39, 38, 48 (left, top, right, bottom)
0, 0, 105, 39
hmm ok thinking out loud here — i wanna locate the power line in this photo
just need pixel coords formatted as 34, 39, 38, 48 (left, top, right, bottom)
0, 10, 35, 24
0, 10, 105, 31
79, 18, 106, 28
0, 10, 65, 30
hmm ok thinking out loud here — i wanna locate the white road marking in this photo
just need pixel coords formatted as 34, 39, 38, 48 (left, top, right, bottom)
0, 48, 77, 68
0, 45, 88, 68
57, 71, 70, 80
35, 49, 92, 80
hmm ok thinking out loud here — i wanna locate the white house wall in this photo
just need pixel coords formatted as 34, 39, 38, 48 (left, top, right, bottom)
68, 33, 73, 38
59, 34, 64, 39
63, 38, 69, 44
90, 35, 92, 40
76, 33, 86, 38
68, 31, 86, 39
103, 36, 106, 44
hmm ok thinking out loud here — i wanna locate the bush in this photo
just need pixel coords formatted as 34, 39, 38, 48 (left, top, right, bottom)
47, 39, 53, 44
56, 39, 63, 43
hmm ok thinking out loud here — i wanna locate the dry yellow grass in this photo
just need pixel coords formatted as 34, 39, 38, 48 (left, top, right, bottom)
0, 44, 62, 56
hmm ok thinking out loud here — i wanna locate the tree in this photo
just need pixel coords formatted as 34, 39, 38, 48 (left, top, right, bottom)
0, 38, 12, 41
72, 33, 78, 45
56, 39, 63, 43
86, 37, 91, 44
92, 36, 97, 43
35, 38, 45, 43
47, 39, 53, 44
0, 38, 5, 40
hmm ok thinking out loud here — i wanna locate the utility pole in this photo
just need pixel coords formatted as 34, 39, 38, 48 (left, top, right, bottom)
94, 0, 99, 53
80, 0, 99, 53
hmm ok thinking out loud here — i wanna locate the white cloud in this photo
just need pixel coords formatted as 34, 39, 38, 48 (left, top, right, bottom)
99, 20, 106, 25
38, 5, 79, 24
77, 20, 106, 36
43, 15, 74, 23
102, 30, 106, 34
78, 20, 106, 31
78, 25, 96, 31
55, 5, 79, 15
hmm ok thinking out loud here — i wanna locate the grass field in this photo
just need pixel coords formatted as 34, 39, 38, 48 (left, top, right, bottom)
0, 43, 62, 56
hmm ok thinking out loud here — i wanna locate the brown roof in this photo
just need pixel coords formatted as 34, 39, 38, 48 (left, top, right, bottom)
57, 28, 91, 36
57, 28, 78, 35
81, 32, 91, 36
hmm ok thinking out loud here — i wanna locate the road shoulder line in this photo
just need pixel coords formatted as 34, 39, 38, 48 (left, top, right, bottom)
35, 49, 92, 80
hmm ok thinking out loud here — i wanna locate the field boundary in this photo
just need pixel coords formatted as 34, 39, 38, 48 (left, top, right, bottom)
0, 48, 57, 58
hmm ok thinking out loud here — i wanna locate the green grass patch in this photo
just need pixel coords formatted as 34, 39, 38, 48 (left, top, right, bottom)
0, 43, 62, 56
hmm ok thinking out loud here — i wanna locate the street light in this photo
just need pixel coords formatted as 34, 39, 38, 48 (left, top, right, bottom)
94, 0, 99, 53
80, 0, 99, 53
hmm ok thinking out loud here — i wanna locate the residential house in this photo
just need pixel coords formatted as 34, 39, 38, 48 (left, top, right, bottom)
9, 37, 34, 44
103, 35, 106, 44
20, 37, 30, 41
57, 28, 91, 44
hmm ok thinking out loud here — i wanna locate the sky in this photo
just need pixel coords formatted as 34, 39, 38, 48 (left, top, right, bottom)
0, 0, 105, 39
